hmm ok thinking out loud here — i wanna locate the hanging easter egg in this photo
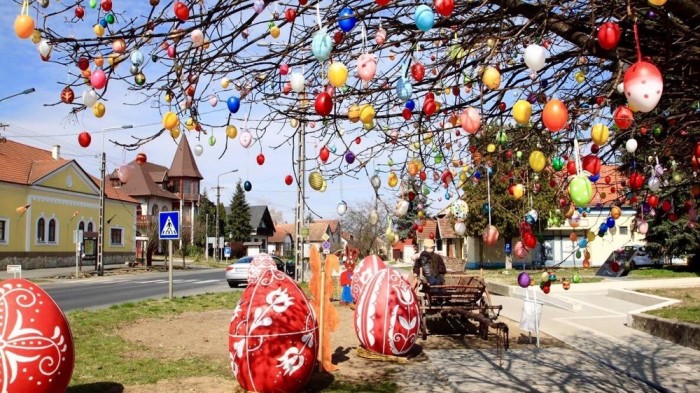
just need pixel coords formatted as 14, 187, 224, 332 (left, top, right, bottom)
610, 206, 622, 220
239, 130, 253, 148
135, 152, 148, 164
434, 0, 455, 17
0, 279, 75, 393
290, 72, 305, 92
78, 131, 92, 147
60, 86, 75, 104
345, 150, 356, 164
309, 171, 324, 191
173, 1, 189, 21
243, 181, 252, 192
314, 92, 333, 116
284, 8, 296, 23
357, 54, 377, 82
524, 44, 546, 72
14, 13, 35, 39
528, 151, 546, 172
637, 219, 649, 234
511, 184, 525, 200
396, 77, 413, 101
161, 111, 179, 130
522, 231, 537, 249
369, 210, 379, 225
355, 267, 420, 355
337, 200, 348, 216
482, 225, 500, 246
193, 144, 204, 156
582, 155, 601, 176
395, 199, 410, 217
337, 6, 356, 32
606, 216, 616, 229
311, 29, 333, 62
375, 26, 387, 45
454, 221, 466, 236
517, 272, 531, 288
411, 62, 425, 82
569, 174, 593, 207
415, 5, 435, 32
482, 67, 501, 90
351, 255, 387, 303
623, 61, 663, 113
514, 242, 528, 259
227, 96, 241, 113
90, 68, 107, 90
170, 128, 180, 139
229, 269, 317, 393
591, 124, 610, 146
512, 100, 532, 125
597, 22, 621, 50
648, 176, 661, 192
460, 107, 481, 134
328, 62, 348, 87
221, 77, 230, 89
370, 174, 381, 190
92, 102, 106, 118
626, 138, 638, 153
610, 106, 633, 130
359, 104, 375, 124
552, 156, 565, 171
39, 0, 49, 8
38, 39, 53, 61
542, 99, 568, 132
388, 172, 398, 188
450, 199, 468, 220
629, 172, 645, 190
256, 153, 265, 165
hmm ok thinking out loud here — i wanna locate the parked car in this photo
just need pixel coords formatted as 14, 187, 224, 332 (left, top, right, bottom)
225, 255, 295, 287
611, 245, 659, 270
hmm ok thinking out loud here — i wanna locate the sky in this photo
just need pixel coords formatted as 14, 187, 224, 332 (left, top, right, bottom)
0, 1, 441, 225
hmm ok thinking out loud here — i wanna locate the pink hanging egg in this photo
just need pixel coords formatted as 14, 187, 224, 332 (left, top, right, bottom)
90, 68, 107, 89
460, 107, 481, 134
375, 27, 386, 45
482, 225, 500, 246
356, 53, 377, 82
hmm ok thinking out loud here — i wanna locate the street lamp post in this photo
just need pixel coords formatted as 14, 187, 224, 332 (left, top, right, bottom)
97, 124, 133, 276
0, 88, 35, 103
215, 169, 238, 262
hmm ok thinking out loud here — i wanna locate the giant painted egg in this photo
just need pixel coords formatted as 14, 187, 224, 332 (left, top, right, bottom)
0, 279, 74, 393
229, 269, 318, 393
354, 268, 420, 355
350, 255, 386, 303
248, 253, 278, 284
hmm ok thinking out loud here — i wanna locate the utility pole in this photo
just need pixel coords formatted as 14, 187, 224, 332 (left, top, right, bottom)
294, 122, 306, 281
216, 170, 238, 262
205, 213, 209, 261
97, 151, 106, 276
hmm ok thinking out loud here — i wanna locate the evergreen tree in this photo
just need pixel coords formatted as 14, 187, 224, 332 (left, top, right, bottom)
227, 180, 253, 243
195, 190, 217, 246
394, 179, 432, 241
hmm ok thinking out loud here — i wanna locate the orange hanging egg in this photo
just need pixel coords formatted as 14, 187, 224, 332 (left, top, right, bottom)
14, 14, 35, 39
542, 99, 568, 132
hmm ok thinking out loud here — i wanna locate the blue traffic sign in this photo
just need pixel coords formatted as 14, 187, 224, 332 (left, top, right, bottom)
224, 246, 232, 258
159, 211, 180, 240
504, 242, 512, 255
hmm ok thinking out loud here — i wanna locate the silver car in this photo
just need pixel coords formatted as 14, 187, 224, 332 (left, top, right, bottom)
225, 255, 287, 287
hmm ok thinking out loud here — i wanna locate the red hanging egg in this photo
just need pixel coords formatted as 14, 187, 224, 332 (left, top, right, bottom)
402, 108, 412, 120
77, 57, 89, 71
597, 22, 621, 50
419, 171, 427, 181
355, 137, 361, 144
61, 86, 75, 104
566, 160, 577, 176
604, 175, 611, 184
661, 200, 672, 212
284, 175, 293, 185
423, 99, 436, 116
647, 194, 659, 208
591, 144, 600, 154
429, 232, 435, 239
376, 0, 390, 6
78, 131, 91, 147
284, 8, 297, 23
256, 153, 265, 165
694, 142, 700, 158
314, 92, 333, 116
628, 172, 645, 190
333, 31, 344, 45
613, 106, 634, 130
482, 225, 499, 246
101, 0, 113, 12
582, 155, 602, 176
174, 1, 190, 22
75, 5, 85, 19
411, 62, 425, 82
136, 152, 148, 164
279, 63, 289, 75
522, 232, 537, 249
350, 255, 386, 303
319, 146, 330, 163
0, 279, 75, 393
417, 225, 423, 233
434, 0, 455, 17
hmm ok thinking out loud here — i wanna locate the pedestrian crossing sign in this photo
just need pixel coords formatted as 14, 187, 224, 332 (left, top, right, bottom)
159, 211, 180, 240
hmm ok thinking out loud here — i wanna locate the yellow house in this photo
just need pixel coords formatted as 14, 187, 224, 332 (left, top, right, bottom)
0, 140, 138, 270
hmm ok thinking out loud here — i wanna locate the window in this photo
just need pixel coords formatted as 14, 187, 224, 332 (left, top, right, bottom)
37, 218, 45, 242
87, 222, 94, 232
0, 219, 7, 244
78, 221, 85, 231
110, 228, 123, 246
194, 181, 200, 194
151, 204, 159, 215
184, 179, 191, 194
136, 205, 142, 217
619, 226, 629, 235
48, 219, 56, 243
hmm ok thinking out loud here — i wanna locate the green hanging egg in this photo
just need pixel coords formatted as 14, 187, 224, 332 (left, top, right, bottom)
575, 250, 581, 259
105, 13, 115, 24
552, 156, 564, 171
434, 152, 443, 164
572, 272, 582, 283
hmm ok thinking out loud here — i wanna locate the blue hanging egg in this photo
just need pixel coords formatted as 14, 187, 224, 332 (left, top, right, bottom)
414, 5, 434, 32
244, 180, 252, 192
474, 171, 481, 180
130, 50, 144, 66
606, 216, 616, 228
405, 99, 415, 110
396, 78, 413, 101
444, 191, 451, 200
337, 7, 356, 33
599, 222, 608, 232
227, 96, 240, 113
589, 173, 600, 182
578, 239, 588, 248
311, 29, 333, 62
99, 18, 108, 28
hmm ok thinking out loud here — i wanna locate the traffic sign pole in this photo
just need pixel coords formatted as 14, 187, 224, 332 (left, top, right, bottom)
168, 240, 173, 300
159, 212, 179, 301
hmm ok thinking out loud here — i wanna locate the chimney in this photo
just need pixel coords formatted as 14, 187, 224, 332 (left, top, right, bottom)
51, 145, 60, 160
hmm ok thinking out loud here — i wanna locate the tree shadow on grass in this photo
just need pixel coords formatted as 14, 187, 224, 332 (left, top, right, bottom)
66, 382, 124, 393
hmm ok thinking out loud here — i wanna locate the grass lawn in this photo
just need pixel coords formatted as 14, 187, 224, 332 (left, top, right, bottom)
627, 265, 700, 279
637, 286, 700, 325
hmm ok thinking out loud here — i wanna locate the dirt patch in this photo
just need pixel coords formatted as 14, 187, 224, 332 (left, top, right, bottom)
118, 301, 563, 392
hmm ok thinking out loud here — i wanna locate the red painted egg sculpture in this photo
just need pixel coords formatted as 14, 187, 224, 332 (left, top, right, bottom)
353, 267, 420, 356
350, 255, 386, 303
0, 279, 74, 393
247, 253, 278, 285
229, 269, 318, 393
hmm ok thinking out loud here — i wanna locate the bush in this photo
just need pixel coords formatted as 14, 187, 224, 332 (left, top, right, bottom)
185, 244, 200, 257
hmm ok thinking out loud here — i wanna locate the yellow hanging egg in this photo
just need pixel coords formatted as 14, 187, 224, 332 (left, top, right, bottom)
363, 121, 375, 130
185, 118, 196, 131
31, 30, 42, 44
423, 132, 433, 145
220, 78, 230, 89
648, 0, 666, 5
512, 100, 532, 125
162, 111, 179, 130
170, 128, 181, 139
591, 123, 610, 146
587, 231, 596, 242
270, 25, 280, 39
164, 92, 173, 103
290, 118, 299, 128
529, 150, 546, 172
226, 125, 238, 139
574, 71, 585, 83
359, 104, 375, 124
348, 104, 360, 122
328, 62, 348, 87
94, 56, 104, 68
92, 102, 106, 118
487, 143, 496, 153
417, 210, 425, 219
320, 179, 327, 192
611, 206, 622, 220
309, 171, 324, 191
512, 184, 524, 200
388, 172, 398, 188
482, 67, 501, 90
94, 24, 105, 37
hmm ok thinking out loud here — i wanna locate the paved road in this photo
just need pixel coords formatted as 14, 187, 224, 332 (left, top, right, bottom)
40, 269, 237, 311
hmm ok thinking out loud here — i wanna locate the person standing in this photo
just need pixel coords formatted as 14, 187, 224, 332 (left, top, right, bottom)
412, 238, 446, 285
